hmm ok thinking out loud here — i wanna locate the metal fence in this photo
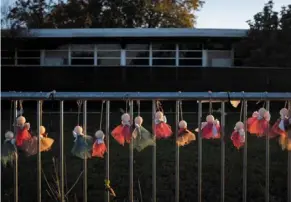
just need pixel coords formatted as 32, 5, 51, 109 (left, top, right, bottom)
1, 91, 291, 202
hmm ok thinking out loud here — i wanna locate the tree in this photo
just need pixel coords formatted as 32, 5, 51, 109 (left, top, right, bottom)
6, 0, 204, 29
235, 1, 291, 68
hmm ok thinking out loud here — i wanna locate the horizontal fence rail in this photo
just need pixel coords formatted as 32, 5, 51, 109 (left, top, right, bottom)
1, 92, 291, 202
2, 91, 291, 100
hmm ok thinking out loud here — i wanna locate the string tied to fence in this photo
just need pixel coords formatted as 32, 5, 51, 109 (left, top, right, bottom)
77, 100, 83, 126
99, 101, 105, 130
208, 91, 213, 115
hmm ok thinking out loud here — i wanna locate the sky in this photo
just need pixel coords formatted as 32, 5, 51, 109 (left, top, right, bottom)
196, 0, 290, 29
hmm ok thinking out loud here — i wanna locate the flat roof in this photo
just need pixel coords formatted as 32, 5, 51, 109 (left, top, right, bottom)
4, 28, 248, 38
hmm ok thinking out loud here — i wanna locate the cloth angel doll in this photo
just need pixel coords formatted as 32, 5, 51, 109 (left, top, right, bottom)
39, 126, 54, 152
71, 126, 93, 159
231, 121, 246, 149
132, 116, 156, 152
247, 108, 270, 137
176, 120, 196, 147
154, 111, 172, 139
92, 130, 107, 158
111, 113, 132, 145
278, 111, 291, 151
15, 116, 32, 147
196, 115, 221, 139
270, 108, 288, 138
1, 131, 17, 167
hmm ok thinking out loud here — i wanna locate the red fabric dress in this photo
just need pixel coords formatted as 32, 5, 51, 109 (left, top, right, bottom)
201, 122, 221, 139
154, 120, 172, 139
16, 126, 32, 147
92, 139, 107, 158
231, 129, 245, 149
111, 123, 131, 145
247, 113, 269, 137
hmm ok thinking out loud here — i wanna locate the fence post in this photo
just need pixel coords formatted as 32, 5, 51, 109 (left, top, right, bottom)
243, 100, 248, 202
220, 102, 225, 202
83, 100, 88, 202
288, 101, 291, 202
37, 100, 42, 202
105, 101, 110, 202
152, 101, 157, 202
129, 100, 134, 202
265, 101, 270, 202
14, 100, 18, 202
198, 101, 202, 202
60, 101, 65, 202
175, 100, 180, 202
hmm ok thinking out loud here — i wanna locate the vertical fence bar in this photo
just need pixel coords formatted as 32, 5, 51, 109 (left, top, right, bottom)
220, 102, 225, 202
152, 101, 157, 202
129, 100, 134, 202
14, 101, 18, 202
105, 101, 110, 202
60, 101, 65, 202
265, 101, 270, 202
175, 100, 180, 202
37, 100, 42, 202
243, 100, 248, 202
83, 100, 88, 202
198, 101, 202, 202
288, 101, 291, 202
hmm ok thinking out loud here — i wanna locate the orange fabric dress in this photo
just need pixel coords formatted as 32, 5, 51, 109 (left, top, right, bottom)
201, 122, 221, 139
154, 119, 172, 139
231, 129, 245, 149
247, 112, 269, 137
270, 118, 287, 138
40, 133, 54, 152
92, 139, 107, 158
176, 128, 196, 147
111, 123, 131, 145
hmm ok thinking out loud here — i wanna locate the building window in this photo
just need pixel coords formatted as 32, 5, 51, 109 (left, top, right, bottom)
179, 43, 203, 66
71, 44, 94, 66
44, 49, 69, 66
1, 50, 15, 65
97, 44, 121, 66
152, 43, 176, 66
17, 50, 40, 65
126, 44, 149, 66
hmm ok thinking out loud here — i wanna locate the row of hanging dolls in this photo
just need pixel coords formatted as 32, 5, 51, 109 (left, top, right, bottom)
2, 105, 291, 167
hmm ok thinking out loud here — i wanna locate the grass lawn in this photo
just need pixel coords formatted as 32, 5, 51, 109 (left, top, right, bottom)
1, 104, 289, 202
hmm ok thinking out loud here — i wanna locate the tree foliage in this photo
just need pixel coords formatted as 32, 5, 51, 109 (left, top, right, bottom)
235, 0, 291, 68
6, 0, 204, 29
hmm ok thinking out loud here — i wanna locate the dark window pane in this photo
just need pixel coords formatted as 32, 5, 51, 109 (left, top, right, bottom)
179, 59, 202, 66
1, 50, 15, 57
126, 44, 149, 50
179, 43, 202, 50
18, 50, 40, 57
152, 43, 176, 50
71, 51, 94, 57
1, 58, 14, 65
205, 42, 232, 50
126, 58, 149, 66
98, 51, 120, 58
71, 59, 94, 65
98, 59, 120, 66
126, 50, 149, 58
153, 59, 175, 66
234, 59, 243, 66
179, 51, 202, 58
152, 51, 175, 58
18, 59, 40, 65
